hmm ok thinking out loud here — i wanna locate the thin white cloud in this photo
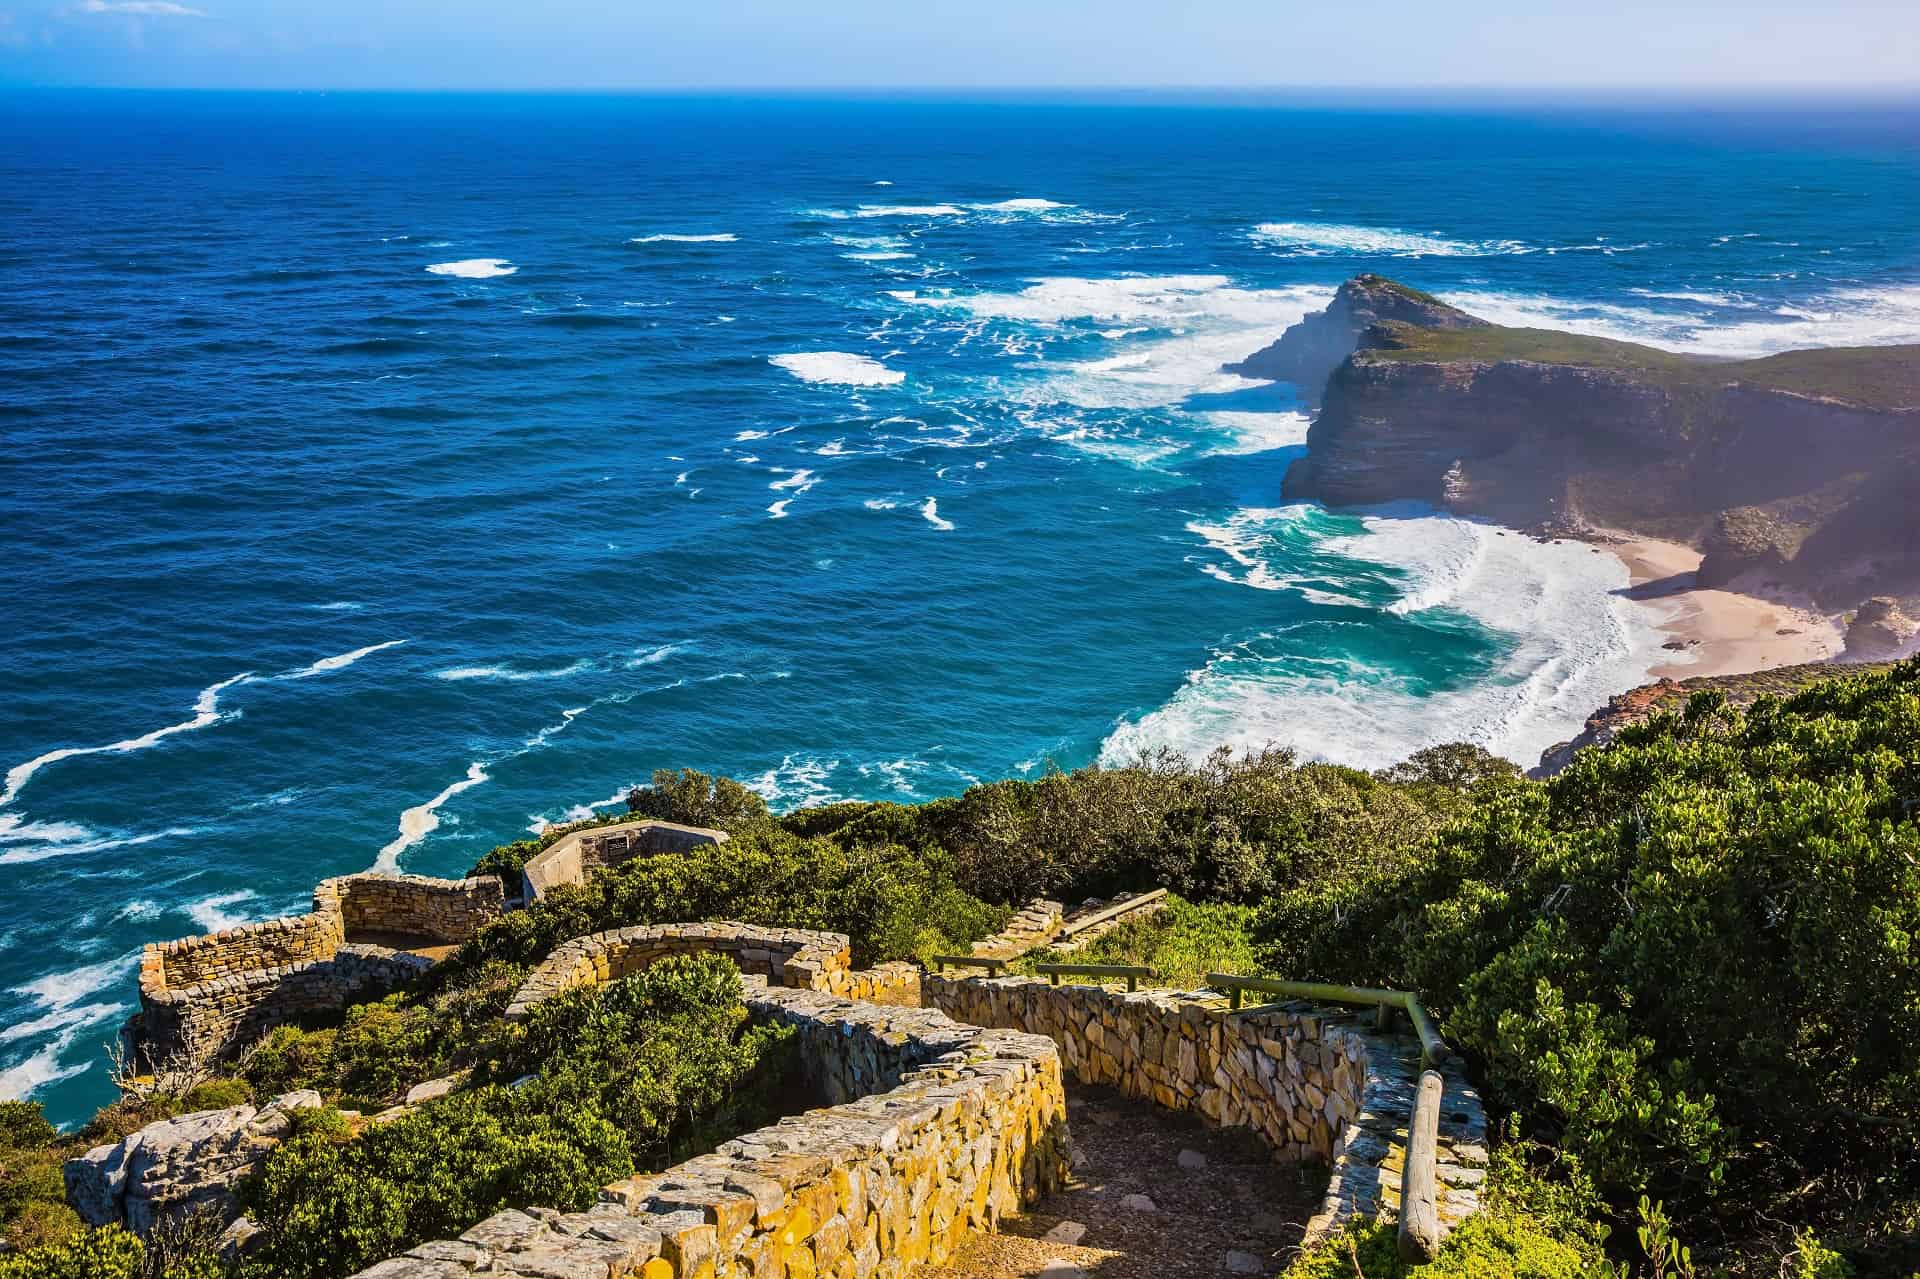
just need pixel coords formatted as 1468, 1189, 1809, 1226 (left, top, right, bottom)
78, 0, 207, 15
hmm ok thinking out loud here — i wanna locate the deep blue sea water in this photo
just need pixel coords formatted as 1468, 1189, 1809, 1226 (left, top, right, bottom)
2, 92, 1917, 1126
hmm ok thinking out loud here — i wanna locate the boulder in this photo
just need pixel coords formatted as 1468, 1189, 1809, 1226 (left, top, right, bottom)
1845, 596, 1919, 659
65, 1092, 321, 1236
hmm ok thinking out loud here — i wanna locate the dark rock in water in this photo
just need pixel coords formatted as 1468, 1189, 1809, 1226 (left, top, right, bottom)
1844, 597, 1919, 659
1225, 273, 1485, 400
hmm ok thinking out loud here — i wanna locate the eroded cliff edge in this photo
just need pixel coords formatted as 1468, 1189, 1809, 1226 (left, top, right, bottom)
1254, 277, 1920, 614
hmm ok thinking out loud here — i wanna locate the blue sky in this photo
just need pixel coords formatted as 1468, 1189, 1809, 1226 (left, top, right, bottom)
0, 0, 1916, 91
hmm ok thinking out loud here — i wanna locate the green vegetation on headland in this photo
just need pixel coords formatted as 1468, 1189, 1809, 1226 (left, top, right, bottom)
1367, 322, 1920, 412
7, 664, 1920, 1277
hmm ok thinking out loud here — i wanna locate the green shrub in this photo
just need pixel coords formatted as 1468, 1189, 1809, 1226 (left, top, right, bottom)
1263, 663, 1920, 1242
1022, 896, 1260, 988
625, 767, 770, 832
0, 1224, 144, 1279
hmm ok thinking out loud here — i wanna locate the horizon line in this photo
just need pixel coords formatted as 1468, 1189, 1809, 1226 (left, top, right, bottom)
4, 82, 1918, 100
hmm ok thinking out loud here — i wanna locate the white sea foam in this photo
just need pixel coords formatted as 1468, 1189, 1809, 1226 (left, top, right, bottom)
309, 601, 364, 611
920, 498, 955, 531
770, 351, 905, 387
769, 468, 816, 492
745, 755, 845, 809
1440, 283, 1920, 357
630, 233, 737, 243
0, 823, 198, 866
1199, 410, 1314, 456
845, 251, 914, 262
971, 198, 1069, 212
434, 660, 592, 682
0, 1037, 93, 1100
376, 761, 488, 872
1107, 508, 1670, 771
863, 498, 899, 510
281, 639, 407, 679
425, 258, 516, 279
115, 899, 162, 923
813, 204, 965, 219
13, 951, 138, 1012
767, 500, 793, 518
1250, 221, 1529, 257
0, 1002, 122, 1048
526, 786, 633, 834
185, 890, 260, 932
0, 672, 253, 810
734, 429, 771, 441
629, 642, 688, 667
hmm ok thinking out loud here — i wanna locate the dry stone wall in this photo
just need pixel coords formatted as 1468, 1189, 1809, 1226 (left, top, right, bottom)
135, 872, 504, 1070
520, 818, 729, 901
505, 922, 921, 1020
348, 978, 1067, 1279
923, 973, 1487, 1244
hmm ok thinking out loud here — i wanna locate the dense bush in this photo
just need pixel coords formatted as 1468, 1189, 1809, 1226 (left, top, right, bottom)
1020, 896, 1261, 988
239, 954, 791, 1279
812, 747, 1465, 906
626, 767, 770, 832
449, 823, 1006, 975
1265, 665, 1920, 1260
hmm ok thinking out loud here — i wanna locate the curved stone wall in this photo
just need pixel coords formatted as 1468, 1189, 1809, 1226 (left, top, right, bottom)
520, 818, 729, 902
349, 978, 1067, 1279
923, 973, 1488, 1245
135, 872, 504, 1069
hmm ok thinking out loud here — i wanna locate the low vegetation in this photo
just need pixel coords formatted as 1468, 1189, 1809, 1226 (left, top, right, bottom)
11, 665, 1920, 1277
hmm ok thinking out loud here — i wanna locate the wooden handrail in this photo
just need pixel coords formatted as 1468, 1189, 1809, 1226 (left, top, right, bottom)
929, 954, 1008, 973
1032, 962, 1156, 992
1054, 888, 1170, 939
1204, 973, 1450, 1068
1399, 1069, 1445, 1261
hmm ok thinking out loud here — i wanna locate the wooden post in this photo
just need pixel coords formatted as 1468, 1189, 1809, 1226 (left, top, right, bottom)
1398, 1069, 1445, 1263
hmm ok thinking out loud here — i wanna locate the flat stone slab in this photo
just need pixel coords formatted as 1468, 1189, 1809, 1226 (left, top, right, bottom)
1038, 1262, 1087, 1279
1177, 1148, 1208, 1170
1120, 1193, 1157, 1212
1042, 1220, 1088, 1245
1226, 1249, 1268, 1274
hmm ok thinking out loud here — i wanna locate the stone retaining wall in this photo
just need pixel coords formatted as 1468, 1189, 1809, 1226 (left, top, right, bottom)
521, 819, 729, 901
923, 974, 1487, 1244
504, 922, 923, 1021
349, 979, 1068, 1279
135, 873, 505, 1070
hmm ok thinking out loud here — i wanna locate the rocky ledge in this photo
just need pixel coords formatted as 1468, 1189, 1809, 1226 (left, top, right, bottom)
1234, 275, 1920, 634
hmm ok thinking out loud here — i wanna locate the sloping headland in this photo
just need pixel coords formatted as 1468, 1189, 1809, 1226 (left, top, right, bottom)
1232, 274, 1920, 768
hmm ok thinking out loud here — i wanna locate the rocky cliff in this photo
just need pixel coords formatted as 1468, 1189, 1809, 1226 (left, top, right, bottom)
1247, 281, 1920, 616
1226, 273, 1487, 400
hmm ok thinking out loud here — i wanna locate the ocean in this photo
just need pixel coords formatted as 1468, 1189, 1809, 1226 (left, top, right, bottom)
2, 91, 1917, 1126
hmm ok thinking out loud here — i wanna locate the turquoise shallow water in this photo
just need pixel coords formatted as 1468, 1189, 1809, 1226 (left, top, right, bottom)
2, 92, 1917, 1125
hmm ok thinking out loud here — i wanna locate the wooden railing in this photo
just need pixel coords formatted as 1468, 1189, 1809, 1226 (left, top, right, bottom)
1031, 962, 1156, 992
1053, 887, 1169, 940
928, 954, 1008, 974
1206, 973, 1451, 1263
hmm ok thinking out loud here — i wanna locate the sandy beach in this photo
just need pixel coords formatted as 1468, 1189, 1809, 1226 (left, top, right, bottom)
1595, 534, 1843, 680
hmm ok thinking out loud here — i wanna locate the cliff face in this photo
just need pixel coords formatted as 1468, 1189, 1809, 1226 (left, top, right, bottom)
1226, 273, 1486, 399
1259, 290, 1920, 611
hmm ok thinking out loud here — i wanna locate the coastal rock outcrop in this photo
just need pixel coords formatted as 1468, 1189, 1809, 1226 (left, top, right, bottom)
1226, 273, 1486, 399
1843, 597, 1918, 659
65, 1090, 323, 1236
1249, 279, 1920, 612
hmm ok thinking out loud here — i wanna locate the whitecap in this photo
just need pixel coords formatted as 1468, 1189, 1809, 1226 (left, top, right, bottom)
630, 233, 737, 243
820, 204, 964, 219
281, 639, 407, 679
1249, 221, 1528, 257
629, 643, 689, 667
769, 468, 816, 492
0, 1002, 122, 1048
12, 951, 139, 1011
425, 258, 516, 279
526, 786, 633, 834
308, 601, 364, 611
434, 660, 593, 682
845, 252, 915, 262
770, 351, 905, 387
971, 198, 1070, 212
734, 429, 771, 441
0, 672, 254, 809
863, 498, 899, 511
375, 761, 489, 872
0, 824, 199, 866
745, 755, 844, 809
767, 500, 793, 519
184, 890, 260, 933
920, 498, 955, 531
0, 1037, 94, 1101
